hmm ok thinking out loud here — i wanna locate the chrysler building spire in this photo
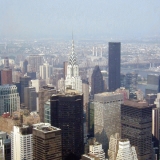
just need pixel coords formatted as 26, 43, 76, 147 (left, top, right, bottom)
64, 38, 82, 93
69, 39, 77, 66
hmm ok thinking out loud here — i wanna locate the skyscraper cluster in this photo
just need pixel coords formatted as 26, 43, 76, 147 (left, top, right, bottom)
0, 40, 160, 160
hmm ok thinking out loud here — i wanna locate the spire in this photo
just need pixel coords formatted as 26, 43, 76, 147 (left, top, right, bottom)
69, 33, 77, 66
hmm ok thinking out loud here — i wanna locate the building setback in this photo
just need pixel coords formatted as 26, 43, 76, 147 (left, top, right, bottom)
121, 100, 153, 160
50, 91, 84, 160
33, 123, 62, 160
108, 42, 121, 92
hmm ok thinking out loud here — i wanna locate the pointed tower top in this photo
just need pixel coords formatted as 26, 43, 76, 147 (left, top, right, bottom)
69, 35, 76, 66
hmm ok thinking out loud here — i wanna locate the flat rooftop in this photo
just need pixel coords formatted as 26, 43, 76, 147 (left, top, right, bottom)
123, 100, 154, 108
33, 123, 61, 133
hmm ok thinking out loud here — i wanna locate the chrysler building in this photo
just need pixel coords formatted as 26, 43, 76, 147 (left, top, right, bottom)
65, 40, 82, 93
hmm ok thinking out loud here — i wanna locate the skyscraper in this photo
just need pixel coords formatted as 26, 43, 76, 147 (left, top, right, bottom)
11, 125, 33, 160
38, 85, 56, 122
0, 85, 20, 116
121, 100, 153, 160
108, 133, 138, 160
33, 123, 62, 160
65, 40, 82, 93
27, 55, 43, 72
94, 92, 123, 152
145, 74, 160, 96
19, 76, 31, 104
91, 65, 104, 96
1, 69, 12, 85
108, 42, 121, 91
50, 91, 84, 160
39, 62, 53, 80
24, 87, 37, 111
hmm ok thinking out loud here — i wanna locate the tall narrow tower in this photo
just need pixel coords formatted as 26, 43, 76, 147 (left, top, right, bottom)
108, 42, 121, 91
65, 40, 82, 93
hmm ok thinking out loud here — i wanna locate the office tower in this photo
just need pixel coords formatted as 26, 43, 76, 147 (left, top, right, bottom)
108, 42, 121, 91
145, 74, 160, 96
24, 87, 37, 111
65, 40, 82, 93
94, 92, 123, 152
50, 91, 84, 160
63, 61, 68, 79
0, 85, 20, 116
11, 125, 33, 160
20, 76, 31, 104
121, 100, 153, 160
22, 59, 28, 74
27, 55, 43, 72
108, 133, 138, 160
33, 123, 62, 160
1, 69, 12, 85
125, 72, 138, 93
38, 85, 56, 122
91, 65, 104, 96
39, 62, 53, 80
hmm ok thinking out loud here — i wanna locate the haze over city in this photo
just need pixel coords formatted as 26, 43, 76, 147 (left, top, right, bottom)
1, 0, 160, 40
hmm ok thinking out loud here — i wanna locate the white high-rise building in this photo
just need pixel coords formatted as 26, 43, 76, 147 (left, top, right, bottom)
81, 138, 106, 160
0, 85, 20, 115
108, 133, 138, 160
11, 125, 33, 160
89, 141, 105, 160
116, 140, 138, 160
65, 40, 82, 93
39, 62, 53, 80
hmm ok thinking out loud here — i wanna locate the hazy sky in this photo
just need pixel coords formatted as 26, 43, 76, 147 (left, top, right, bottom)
0, 0, 160, 40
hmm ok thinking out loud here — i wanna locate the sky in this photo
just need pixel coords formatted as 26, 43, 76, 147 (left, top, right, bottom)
0, 0, 160, 40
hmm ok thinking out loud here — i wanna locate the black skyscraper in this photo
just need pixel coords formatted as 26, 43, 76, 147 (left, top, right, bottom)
50, 92, 84, 160
108, 42, 121, 91
91, 65, 104, 96
121, 100, 153, 160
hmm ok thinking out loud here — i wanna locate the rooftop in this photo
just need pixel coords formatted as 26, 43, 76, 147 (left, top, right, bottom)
33, 123, 61, 133
123, 100, 154, 108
